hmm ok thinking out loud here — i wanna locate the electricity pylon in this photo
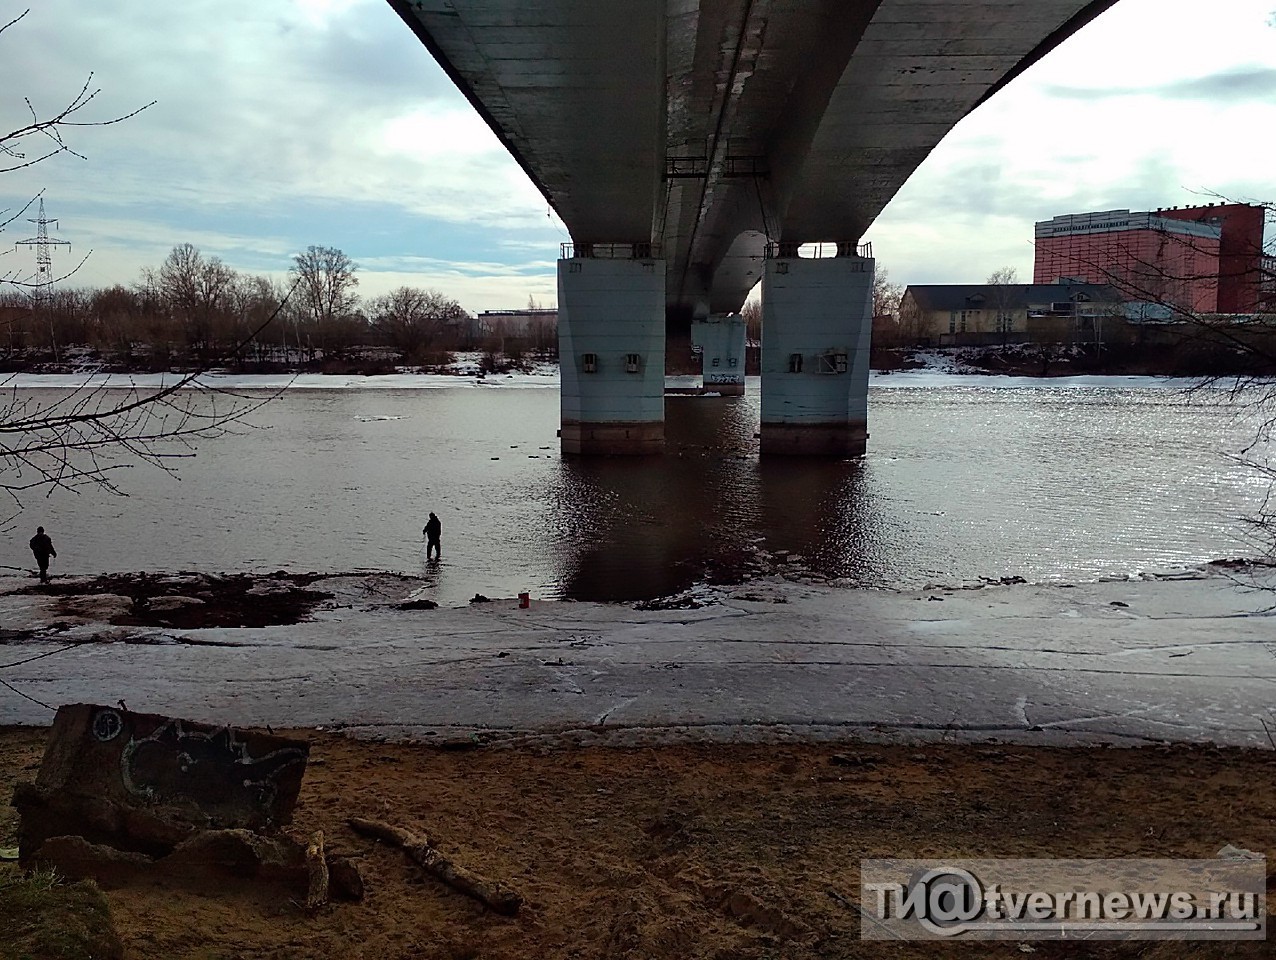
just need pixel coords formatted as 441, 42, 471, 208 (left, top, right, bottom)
15, 197, 71, 360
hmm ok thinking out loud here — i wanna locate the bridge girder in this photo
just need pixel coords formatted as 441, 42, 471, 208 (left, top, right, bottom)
388, 0, 1119, 317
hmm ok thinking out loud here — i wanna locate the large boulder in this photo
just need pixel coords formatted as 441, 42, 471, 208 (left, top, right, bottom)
14, 703, 309, 860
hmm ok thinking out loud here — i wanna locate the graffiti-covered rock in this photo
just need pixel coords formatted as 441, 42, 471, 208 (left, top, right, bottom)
13, 703, 309, 861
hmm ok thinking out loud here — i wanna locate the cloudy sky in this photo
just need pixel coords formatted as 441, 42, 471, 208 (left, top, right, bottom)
1, 0, 1273, 311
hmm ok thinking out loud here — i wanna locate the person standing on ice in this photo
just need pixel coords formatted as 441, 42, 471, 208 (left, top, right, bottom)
29, 526, 56, 582
423, 512, 442, 561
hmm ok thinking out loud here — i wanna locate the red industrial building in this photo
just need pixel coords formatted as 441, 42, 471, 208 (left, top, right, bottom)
1034, 203, 1266, 314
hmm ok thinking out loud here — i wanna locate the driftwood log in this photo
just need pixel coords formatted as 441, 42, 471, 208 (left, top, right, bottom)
347, 817, 522, 916
305, 830, 329, 912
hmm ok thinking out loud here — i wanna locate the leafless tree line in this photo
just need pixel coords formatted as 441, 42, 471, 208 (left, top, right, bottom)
1, 243, 481, 371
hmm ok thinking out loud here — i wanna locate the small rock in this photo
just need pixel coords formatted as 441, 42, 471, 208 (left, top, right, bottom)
721, 890, 810, 940
470, 594, 491, 603
146, 596, 206, 613
1110, 601, 1129, 608
163, 829, 305, 880
246, 582, 295, 597
1218, 844, 1264, 861
31, 835, 153, 886
395, 599, 438, 611
830, 753, 878, 769
328, 856, 366, 901
439, 736, 481, 751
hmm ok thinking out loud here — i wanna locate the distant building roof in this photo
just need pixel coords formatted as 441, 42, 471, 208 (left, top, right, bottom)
477, 308, 558, 317
904, 283, 1124, 312
1035, 209, 1222, 241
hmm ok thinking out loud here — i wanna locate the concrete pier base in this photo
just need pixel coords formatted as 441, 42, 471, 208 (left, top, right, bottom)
558, 256, 665, 455
691, 314, 747, 396
560, 420, 664, 456
760, 253, 873, 456
759, 421, 868, 456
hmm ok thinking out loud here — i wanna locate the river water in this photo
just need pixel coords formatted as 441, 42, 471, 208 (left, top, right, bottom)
2, 374, 1270, 604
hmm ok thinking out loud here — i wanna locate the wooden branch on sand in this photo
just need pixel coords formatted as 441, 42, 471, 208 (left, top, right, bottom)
306, 830, 329, 912
347, 817, 522, 916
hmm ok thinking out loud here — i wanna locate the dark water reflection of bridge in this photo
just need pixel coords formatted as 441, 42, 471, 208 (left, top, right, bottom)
554, 396, 884, 600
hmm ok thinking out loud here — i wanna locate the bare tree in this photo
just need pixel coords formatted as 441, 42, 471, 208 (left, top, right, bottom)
228, 273, 289, 362
741, 299, 762, 344
524, 294, 556, 355
872, 269, 903, 320
896, 293, 930, 345
289, 245, 359, 358
369, 286, 466, 363
986, 266, 1019, 286
158, 244, 236, 360
984, 265, 1021, 343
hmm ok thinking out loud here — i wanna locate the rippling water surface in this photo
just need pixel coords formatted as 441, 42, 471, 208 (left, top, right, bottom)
4, 378, 1269, 604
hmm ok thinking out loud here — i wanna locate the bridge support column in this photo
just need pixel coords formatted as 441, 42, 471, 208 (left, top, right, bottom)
760, 253, 874, 456
558, 256, 665, 455
691, 314, 747, 396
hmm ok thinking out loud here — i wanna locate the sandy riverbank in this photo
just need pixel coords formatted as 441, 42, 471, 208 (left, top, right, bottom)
3, 727, 1275, 959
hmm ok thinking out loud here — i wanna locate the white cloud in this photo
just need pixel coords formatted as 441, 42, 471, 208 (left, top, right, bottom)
3, 0, 1273, 305
355, 269, 558, 311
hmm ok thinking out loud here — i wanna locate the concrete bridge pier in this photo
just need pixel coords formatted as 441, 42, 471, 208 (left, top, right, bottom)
558, 252, 666, 455
760, 249, 874, 456
691, 314, 747, 396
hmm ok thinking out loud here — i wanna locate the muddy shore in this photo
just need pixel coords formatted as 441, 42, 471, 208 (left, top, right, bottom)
3, 564, 1275, 746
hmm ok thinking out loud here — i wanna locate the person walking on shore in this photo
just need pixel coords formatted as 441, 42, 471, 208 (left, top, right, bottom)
29, 526, 56, 583
423, 512, 442, 561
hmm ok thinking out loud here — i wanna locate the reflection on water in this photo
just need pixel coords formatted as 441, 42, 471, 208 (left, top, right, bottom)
2, 380, 1268, 604
551, 410, 882, 600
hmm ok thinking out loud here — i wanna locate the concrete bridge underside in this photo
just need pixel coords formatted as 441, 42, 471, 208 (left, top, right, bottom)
388, 0, 1119, 453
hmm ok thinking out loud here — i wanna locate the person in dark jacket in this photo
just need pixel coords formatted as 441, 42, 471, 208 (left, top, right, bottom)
29, 526, 56, 582
423, 512, 442, 560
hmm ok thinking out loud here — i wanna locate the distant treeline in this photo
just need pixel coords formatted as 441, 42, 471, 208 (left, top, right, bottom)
1, 243, 553, 373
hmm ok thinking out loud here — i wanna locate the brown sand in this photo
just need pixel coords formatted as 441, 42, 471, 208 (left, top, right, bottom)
2, 727, 1274, 959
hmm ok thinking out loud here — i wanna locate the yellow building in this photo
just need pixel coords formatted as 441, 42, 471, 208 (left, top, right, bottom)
899, 283, 1124, 346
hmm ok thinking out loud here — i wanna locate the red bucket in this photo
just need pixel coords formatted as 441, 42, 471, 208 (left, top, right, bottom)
518, 592, 530, 609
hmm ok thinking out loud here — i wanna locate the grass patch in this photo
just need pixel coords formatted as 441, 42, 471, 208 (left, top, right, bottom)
0, 864, 123, 960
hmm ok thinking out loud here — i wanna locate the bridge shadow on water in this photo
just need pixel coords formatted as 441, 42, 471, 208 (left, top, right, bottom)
547, 396, 887, 602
